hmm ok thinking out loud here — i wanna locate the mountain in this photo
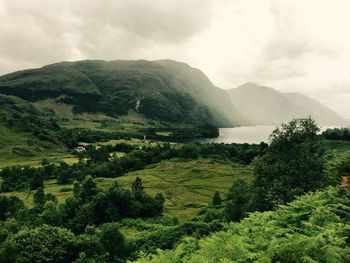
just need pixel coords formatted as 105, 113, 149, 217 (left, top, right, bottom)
0, 59, 244, 127
284, 92, 346, 126
228, 82, 347, 126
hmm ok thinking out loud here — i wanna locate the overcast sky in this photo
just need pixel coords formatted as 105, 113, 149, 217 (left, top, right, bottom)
0, 0, 349, 118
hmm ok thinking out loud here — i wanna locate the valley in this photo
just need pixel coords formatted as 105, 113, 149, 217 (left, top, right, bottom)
0, 60, 349, 262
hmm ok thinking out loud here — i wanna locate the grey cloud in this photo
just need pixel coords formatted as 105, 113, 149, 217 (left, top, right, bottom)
0, 0, 213, 74
72, 1, 213, 43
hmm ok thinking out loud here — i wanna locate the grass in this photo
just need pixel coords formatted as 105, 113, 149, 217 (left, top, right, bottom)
3, 158, 253, 221
0, 122, 75, 168
100, 138, 177, 148
122, 159, 252, 220
155, 131, 172, 136
325, 140, 350, 155
57, 108, 160, 135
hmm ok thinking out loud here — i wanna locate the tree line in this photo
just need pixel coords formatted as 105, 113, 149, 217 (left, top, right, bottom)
0, 142, 267, 192
322, 127, 350, 141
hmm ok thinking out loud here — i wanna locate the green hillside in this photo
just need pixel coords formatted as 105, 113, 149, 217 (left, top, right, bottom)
0, 59, 244, 127
0, 94, 70, 166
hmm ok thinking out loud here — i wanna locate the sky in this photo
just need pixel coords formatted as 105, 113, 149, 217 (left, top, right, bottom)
0, 0, 349, 118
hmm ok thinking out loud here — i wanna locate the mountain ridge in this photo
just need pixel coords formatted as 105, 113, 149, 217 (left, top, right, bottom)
228, 82, 347, 126
0, 59, 245, 127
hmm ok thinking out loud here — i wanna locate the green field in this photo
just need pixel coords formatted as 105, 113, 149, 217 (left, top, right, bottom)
3, 158, 252, 221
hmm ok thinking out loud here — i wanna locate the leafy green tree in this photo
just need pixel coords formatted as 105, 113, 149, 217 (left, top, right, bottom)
0, 225, 75, 263
181, 144, 200, 159
33, 187, 45, 206
225, 180, 252, 221
212, 191, 222, 206
253, 117, 326, 211
6, 118, 14, 128
73, 181, 81, 198
45, 192, 58, 204
40, 201, 59, 225
0, 241, 18, 263
132, 177, 144, 192
29, 172, 43, 190
56, 165, 71, 184
0, 196, 10, 221
0, 196, 25, 222
99, 223, 126, 260
73, 252, 108, 263
154, 193, 165, 213
41, 158, 50, 166
78, 176, 99, 201
73, 233, 108, 262
86, 146, 110, 163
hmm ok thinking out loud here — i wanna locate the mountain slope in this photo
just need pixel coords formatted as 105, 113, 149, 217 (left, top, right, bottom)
228, 82, 347, 126
285, 92, 346, 126
228, 83, 306, 125
0, 94, 66, 164
0, 60, 244, 127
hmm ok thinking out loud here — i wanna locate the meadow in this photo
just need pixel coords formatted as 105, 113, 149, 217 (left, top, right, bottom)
3, 158, 252, 221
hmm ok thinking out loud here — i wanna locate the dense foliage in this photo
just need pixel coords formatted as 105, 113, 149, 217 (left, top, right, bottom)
0, 175, 170, 262
253, 118, 327, 210
136, 187, 350, 263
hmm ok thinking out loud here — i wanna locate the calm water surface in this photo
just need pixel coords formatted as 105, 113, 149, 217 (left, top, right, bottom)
200, 126, 276, 144
198, 125, 341, 144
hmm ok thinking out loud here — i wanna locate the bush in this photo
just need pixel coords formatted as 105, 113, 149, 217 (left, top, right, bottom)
0, 225, 75, 263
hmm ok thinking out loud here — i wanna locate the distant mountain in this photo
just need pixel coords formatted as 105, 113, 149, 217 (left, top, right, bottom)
0, 59, 244, 127
228, 82, 347, 126
284, 92, 346, 126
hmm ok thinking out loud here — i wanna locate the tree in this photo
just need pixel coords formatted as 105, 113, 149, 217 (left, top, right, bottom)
73, 181, 81, 198
225, 180, 252, 221
56, 162, 72, 184
40, 201, 59, 225
154, 193, 165, 213
0, 196, 24, 222
41, 158, 50, 166
0, 196, 10, 221
30, 172, 43, 190
45, 193, 58, 204
6, 118, 14, 127
78, 176, 99, 201
212, 191, 222, 206
253, 117, 326, 211
132, 177, 144, 192
33, 187, 45, 206
0, 225, 75, 263
99, 223, 126, 260
86, 146, 110, 163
